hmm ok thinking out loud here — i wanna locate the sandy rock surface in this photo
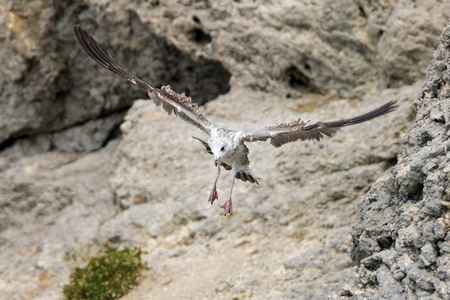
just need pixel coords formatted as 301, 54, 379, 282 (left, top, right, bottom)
0, 0, 449, 299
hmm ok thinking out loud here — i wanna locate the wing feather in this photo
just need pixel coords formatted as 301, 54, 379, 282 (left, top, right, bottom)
73, 25, 215, 135
243, 101, 398, 148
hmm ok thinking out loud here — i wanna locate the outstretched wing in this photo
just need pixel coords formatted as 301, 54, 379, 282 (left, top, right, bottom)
74, 25, 215, 135
242, 101, 398, 148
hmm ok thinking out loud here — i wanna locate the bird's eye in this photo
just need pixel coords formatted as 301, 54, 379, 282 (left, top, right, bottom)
220, 146, 225, 151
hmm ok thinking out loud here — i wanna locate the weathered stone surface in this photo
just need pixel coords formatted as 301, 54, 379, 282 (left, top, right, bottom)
0, 0, 449, 299
0, 85, 415, 299
1, 0, 447, 146
347, 23, 450, 299
0, 0, 231, 145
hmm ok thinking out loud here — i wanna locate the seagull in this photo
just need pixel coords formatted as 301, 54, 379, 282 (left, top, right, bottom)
74, 25, 398, 216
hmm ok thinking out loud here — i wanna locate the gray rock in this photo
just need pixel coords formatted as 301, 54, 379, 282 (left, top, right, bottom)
1, 0, 447, 146
0, 0, 231, 146
0, 1, 449, 299
420, 243, 438, 267
348, 21, 450, 299
215, 280, 232, 293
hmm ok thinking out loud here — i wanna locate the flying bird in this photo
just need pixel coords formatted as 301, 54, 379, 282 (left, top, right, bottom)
74, 25, 398, 216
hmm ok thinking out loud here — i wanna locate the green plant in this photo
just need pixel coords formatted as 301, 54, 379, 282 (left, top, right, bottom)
63, 245, 147, 300
408, 105, 417, 121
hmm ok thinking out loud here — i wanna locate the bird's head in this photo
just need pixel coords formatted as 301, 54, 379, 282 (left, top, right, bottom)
209, 139, 231, 167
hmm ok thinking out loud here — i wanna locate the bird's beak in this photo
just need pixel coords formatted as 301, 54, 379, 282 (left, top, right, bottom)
214, 158, 220, 167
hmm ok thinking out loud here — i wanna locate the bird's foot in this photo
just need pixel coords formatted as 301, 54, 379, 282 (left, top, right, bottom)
209, 185, 218, 204
221, 199, 233, 216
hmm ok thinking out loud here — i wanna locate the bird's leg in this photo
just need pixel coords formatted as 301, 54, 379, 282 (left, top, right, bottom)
209, 166, 220, 204
221, 176, 235, 216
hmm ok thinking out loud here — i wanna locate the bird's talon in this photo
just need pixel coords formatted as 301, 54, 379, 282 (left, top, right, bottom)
209, 186, 218, 204
221, 199, 233, 215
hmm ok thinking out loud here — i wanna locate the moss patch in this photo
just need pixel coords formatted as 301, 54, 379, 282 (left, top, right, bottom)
63, 245, 147, 300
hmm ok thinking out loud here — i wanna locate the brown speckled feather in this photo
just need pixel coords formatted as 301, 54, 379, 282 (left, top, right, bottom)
74, 25, 215, 135
243, 101, 398, 147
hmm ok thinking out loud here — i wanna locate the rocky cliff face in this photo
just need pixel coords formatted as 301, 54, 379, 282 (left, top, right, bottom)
0, 0, 449, 299
347, 25, 450, 299
1, 0, 446, 147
